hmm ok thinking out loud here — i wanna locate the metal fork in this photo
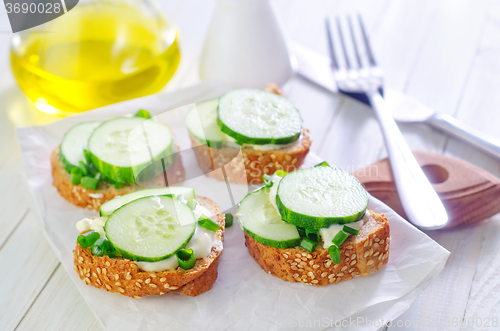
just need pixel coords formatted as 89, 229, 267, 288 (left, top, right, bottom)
326, 15, 448, 230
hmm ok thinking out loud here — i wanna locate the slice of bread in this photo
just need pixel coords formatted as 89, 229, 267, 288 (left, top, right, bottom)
73, 195, 224, 298
244, 210, 390, 286
189, 129, 311, 184
51, 147, 185, 211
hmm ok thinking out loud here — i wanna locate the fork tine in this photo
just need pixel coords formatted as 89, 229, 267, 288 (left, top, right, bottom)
357, 14, 377, 66
347, 16, 362, 68
325, 18, 339, 70
335, 17, 351, 69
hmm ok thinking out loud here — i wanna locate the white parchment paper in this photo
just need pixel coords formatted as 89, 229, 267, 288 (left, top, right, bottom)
16, 82, 450, 331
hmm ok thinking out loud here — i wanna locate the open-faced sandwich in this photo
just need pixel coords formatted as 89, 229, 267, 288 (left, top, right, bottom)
237, 162, 390, 285
186, 86, 311, 184
52, 110, 185, 210
73, 186, 226, 297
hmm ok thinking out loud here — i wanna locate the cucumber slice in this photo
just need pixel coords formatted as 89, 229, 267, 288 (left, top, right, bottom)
237, 187, 301, 249
88, 117, 174, 184
186, 98, 226, 148
105, 195, 196, 262
59, 121, 102, 170
99, 186, 196, 216
276, 167, 368, 229
217, 89, 303, 145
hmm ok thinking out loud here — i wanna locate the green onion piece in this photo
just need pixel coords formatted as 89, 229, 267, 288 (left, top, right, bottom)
332, 230, 349, 247
114, 182, 122, 189
262, 174, 273, 188
198, 215, 220, 232
79, 161, 88, 175
186, 199, 198, 210
275, 170, 288, 177
135, 109, 152, 119
328, 244, 341, 264
83, 149, 91, 165
91, 238, 105, 256
300, 237, 317, 253
315, 161, 330, 167
64, 163, 72, 174
225, 213, 233, 228
296, 226, 306, 238
81, 176, 99, 190
77, 230, 100, 248
176, 248, 196, 270
71, 167, 83, 185
87, 165, 98, 177
343, 225, 359, 236
306, 228, 320, 243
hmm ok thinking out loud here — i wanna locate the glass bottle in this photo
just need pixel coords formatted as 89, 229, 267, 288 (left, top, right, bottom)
10, 0, 180, 115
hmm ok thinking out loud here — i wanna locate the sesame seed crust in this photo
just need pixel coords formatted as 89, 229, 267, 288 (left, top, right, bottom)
73, 196, 224, 298
243, 210, 390, 286
51, 146, 186, 211
188, 129, 311, 184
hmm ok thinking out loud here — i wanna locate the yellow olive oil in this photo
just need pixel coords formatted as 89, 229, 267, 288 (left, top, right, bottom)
11, 1, 180, 115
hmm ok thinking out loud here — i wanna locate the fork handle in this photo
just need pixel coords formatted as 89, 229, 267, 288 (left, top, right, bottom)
368, 92, 448, 229
427, 113, 500, 160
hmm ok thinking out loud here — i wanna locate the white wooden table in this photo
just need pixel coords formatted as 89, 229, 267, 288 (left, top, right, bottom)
1, 1, 500, 330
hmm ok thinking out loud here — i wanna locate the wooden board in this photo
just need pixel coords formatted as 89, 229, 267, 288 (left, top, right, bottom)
353, 151, 500, 228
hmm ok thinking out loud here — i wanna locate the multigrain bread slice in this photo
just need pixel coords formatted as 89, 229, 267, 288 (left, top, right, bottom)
73, 196, 224, 298
189, 129, 311, 184
51, 147, 185, 211
244, 210, 390, 286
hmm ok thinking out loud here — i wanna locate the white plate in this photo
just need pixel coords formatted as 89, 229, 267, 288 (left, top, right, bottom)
17, 82, 449, 331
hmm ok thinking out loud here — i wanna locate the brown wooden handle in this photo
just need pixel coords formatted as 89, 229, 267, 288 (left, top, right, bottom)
353, 151, 500, 229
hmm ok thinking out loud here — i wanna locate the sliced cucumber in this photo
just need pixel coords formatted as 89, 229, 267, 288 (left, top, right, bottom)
59, 121, 102, 170
276, 167, 368, 229
217, 89, 303, 145
186, 98, 227, 148
105, 195, 196, 262
88, 117, 175, 184
237, 187, 301, 249
99, 186, 196, 216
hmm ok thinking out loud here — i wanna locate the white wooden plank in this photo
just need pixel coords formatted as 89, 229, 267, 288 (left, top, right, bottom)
398, 0, 492, 154
443, 1, 500, 174
390, 224, 486, 331
0, 154, 29, 248
0, 211, 59, 331
460, 214, 500, 331
17, 265, 102, 331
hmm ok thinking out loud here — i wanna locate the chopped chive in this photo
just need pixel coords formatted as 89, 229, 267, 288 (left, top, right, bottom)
343, 225, 359, 236
91, 238, 105, 256
263, 174, 273, 188
83, 149, 91, 165
71, 167, 83, 185
81, 176, 99, 190
87, 165, 98, 177
79, 161, 88, 175
275, 170, 288, 177
77, 230, 100, 248
224, 213, 233, 228
91, 238, 116, 257
176, 248, 196, 270
328, 244, 341, 264
315, 161, 330, 167
135, 109, 152, 119
306, 228, 320, 243
198, 215, 220, 232
186, 199, 198, 211
64, 163, 72, 174
296, 226, 306, 238
300, 237, 317, 253
332, 230, 349, 247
